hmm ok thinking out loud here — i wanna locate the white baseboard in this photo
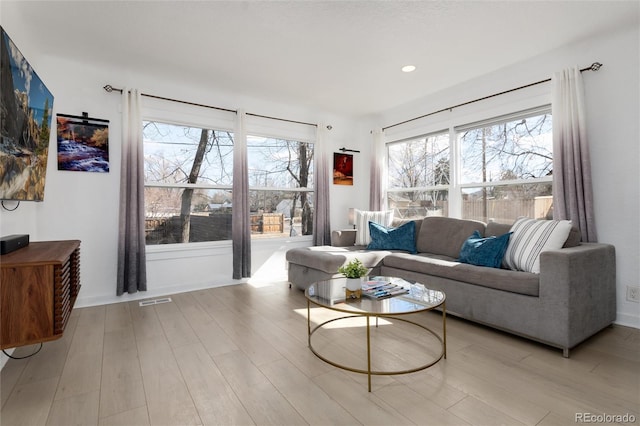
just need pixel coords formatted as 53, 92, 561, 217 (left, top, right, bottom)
74, 278, 247, 309
615, 312, 640, 329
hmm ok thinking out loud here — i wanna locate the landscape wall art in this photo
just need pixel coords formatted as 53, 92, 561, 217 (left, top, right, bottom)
0, 25, 54, 201
56, 114, 109, 172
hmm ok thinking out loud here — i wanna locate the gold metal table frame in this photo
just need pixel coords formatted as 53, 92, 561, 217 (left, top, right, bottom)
305, 277, 446, 392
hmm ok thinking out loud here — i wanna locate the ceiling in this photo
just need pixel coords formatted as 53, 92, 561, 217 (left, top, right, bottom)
2, 1, 638, 117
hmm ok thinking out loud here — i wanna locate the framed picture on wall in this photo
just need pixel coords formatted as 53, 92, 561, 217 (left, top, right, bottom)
56, 114, 110, 172
0, 26, 54, 201
333, 152, 353, 185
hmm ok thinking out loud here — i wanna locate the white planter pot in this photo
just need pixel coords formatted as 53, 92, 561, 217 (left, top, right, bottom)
346, 277, 362, 291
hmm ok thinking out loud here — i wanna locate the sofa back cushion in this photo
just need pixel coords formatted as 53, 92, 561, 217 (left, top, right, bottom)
485, 221, 512, 238
391, 218, 423, 238
416, 217, 486, 257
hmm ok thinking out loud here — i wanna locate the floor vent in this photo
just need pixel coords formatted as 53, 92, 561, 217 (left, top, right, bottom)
139, 297, 172, 307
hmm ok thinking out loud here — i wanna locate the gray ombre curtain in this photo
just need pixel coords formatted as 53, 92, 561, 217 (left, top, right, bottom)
552, 67, 597, 242
117, 89, 147, 295
312, 124, 331, 245
232, 109, 251, 279
369, 128, 386, 210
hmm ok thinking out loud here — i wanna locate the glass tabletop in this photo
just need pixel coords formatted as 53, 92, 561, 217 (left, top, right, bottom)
305, 276, 445, 316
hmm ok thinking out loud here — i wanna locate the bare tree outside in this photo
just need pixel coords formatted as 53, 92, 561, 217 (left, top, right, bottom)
142, 123, 313, 244
247, 136, 314, 236
387, 132, 450, 218
180, 129, 209, 242
460, 114, 552, 185
385, 111, 552, 223
459, 112, 553, 222
143, 121, 234, 244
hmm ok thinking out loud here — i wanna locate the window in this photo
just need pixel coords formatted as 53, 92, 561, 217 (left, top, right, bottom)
385, 107, 553, 224
247, 135, 314, 238
458, 108, 552, 223
387, 132, 450, 219
143, 120, 234, 245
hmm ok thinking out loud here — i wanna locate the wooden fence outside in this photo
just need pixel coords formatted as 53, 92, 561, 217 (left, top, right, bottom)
250, 213, 284, 234
394, 196, 553, 223
462, 196, 553, 222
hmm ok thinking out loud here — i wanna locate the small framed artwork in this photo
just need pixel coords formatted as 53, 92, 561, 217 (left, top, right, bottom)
56, 114, 110, 172
333, 152, 353, 185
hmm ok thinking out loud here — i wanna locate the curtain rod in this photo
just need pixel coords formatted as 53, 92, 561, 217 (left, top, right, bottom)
103, 85, 327, 129
382, 62, 603, 132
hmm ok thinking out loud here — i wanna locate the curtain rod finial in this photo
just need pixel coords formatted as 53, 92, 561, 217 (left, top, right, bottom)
591, 62, 602, 71
103, 84, 113, 92
326, 125, 332, 130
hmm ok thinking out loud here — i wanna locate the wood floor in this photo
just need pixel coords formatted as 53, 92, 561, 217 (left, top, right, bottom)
1, 281, 638, 426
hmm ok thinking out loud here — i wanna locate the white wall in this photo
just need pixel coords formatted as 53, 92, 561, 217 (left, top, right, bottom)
0, 20, 362, 308
363, 23, 640, 328
2, 16, 637, 328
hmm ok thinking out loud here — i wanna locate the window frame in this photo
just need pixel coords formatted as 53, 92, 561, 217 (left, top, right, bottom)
246, 132, 315, 239
142, 97, 236, 250
141, 99, 317, 251
386, 130, 451, 219
385, 105, 553, 222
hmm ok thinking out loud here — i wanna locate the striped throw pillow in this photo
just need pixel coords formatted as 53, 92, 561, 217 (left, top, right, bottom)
503, 217, 572, 273
354, 209, 394, 246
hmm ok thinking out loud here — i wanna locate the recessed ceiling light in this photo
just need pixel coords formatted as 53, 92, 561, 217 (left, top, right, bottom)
402, 65, 416, 73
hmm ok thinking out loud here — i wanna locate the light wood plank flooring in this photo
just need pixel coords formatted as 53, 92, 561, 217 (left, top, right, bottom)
1, 282, 638, 425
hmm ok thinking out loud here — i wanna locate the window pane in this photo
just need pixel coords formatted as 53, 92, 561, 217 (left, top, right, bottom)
388, 190, 449, 220
247, 136, 314, 189
387, 133, 449, 189
459, 113, 552, 184
461, 183, 553, 224
145, 187, 232, 244
246, 136, 314, 239
143, 121, 234, 186
249, 190, 313, 238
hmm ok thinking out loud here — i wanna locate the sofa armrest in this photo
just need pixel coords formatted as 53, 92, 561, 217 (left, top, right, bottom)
331, 229, 356, 247
538, 243, 616, 347
539, 243, 616, 298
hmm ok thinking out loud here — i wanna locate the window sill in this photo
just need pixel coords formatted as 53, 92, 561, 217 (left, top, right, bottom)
146, 235, 313, 261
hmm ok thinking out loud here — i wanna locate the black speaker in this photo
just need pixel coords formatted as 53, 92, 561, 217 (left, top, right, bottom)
0, 234, 29, 255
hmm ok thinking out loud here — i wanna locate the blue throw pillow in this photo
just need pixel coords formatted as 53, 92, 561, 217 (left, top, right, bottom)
458, 230, 512, 268
367, 221, 417, 254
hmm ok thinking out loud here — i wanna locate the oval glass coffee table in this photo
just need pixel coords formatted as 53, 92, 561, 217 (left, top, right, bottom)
305, 276, 446, 392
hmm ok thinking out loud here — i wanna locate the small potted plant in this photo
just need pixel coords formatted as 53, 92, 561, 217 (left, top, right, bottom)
338, 259, 368, 299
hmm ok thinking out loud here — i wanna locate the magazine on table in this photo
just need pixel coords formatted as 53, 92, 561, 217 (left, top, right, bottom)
361, 279, 409, 300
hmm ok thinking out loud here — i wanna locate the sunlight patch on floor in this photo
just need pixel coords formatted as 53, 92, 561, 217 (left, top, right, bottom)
293, 307, 394, 329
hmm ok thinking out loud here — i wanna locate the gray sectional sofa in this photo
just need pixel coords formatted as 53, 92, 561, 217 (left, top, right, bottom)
286, 216, 616, 357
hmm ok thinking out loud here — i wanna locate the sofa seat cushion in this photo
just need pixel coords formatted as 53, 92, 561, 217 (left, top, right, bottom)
286, 246, 390, 274
382, 252, 540, 296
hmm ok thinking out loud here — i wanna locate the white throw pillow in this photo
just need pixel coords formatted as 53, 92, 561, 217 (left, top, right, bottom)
354, 209, 394, 246
503, 217, 572, 273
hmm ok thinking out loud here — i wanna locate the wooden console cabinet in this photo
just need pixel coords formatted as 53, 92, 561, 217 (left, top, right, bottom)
1, 240, 81, 350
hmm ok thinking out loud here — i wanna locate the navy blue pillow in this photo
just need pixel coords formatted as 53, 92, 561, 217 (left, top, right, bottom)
367, 221, 417, 254
458, 230, 512, 268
